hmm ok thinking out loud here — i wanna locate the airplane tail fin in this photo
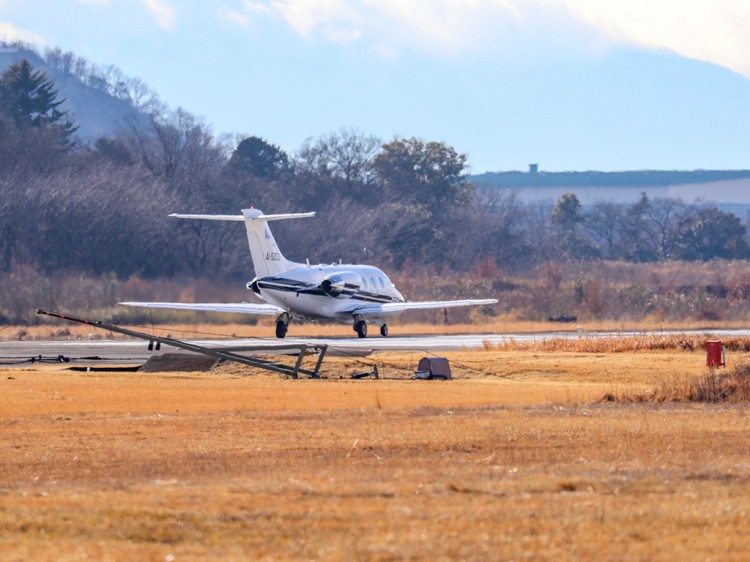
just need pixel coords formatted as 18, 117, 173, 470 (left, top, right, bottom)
169, 209, 315, 277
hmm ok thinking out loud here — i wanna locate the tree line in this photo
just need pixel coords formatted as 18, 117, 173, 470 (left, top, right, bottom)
0, 57, 748, 287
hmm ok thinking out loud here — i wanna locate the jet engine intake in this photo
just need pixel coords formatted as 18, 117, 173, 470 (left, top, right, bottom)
320, 272, 360, 298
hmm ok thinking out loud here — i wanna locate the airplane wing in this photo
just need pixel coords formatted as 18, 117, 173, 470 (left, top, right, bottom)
119, 302, 284, 315
351, 299, 498, 316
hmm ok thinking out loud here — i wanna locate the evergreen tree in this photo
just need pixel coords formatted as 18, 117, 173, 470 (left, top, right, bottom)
673, 207, 750, 261
621, 193, 659, 262
228, 136, 289, 179
551, 192, 597, 259
0, 59, 77, 145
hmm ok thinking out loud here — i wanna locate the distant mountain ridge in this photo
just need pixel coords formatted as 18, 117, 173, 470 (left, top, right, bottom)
0, 43, 144, 141
472, 169, 750, 189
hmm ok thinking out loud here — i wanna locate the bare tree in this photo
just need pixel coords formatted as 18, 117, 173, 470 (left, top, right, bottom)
294, 128, 382, 205
585, 201, 624, 260
118, 108, 226, 193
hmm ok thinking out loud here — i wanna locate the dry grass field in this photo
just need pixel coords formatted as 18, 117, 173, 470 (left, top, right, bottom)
2, 346, 750, 561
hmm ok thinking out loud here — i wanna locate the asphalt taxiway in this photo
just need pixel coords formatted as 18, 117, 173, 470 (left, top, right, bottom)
0, 333, 527, 366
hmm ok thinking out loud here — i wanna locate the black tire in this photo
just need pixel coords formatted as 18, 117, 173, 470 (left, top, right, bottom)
380, 324, 388, 337
275, 321, 288, 339
355, 320, 367, 338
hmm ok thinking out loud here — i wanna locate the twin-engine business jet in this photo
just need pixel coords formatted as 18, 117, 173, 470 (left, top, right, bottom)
121, 209, 497, 338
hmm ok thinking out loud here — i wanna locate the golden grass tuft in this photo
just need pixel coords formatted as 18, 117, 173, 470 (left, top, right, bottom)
488, 333, 750, 353
611, 362, 750, 404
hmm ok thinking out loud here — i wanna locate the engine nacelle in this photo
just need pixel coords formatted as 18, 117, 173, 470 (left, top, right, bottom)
320, 271, 361, 298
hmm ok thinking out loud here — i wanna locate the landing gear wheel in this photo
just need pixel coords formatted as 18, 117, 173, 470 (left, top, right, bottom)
354, 320, 368, 339
275, 320, 288, 339
380, 324, 389, 337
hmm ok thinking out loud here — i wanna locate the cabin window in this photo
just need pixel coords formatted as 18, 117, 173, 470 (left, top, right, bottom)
362, 277, 368, 289
378, 277, 385, 289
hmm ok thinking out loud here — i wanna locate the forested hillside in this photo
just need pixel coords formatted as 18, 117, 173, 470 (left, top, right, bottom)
473, 169, 750, 188
1, 45, 749, 324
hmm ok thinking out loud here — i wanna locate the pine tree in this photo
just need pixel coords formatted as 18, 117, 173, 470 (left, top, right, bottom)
0, 59, 77, 144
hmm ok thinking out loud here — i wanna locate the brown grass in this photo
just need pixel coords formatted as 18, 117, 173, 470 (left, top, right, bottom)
609, 362, 750, 404
2, 348, 750, 560
487, 333, 750, 353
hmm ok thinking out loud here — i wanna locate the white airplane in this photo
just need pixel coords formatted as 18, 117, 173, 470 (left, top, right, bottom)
121, 208, 497, 338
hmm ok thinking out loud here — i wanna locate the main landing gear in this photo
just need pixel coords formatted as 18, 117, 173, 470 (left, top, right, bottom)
275, 313, 289, 339
352, 320, 389, 339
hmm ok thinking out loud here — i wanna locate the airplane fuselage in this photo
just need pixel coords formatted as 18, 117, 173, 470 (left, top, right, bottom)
250, 263, 405, 324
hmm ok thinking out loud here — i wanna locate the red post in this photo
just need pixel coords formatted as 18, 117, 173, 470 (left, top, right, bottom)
705, 340, 726, 368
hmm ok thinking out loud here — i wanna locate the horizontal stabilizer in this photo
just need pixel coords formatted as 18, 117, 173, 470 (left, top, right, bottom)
169, 211, 315, 222
119, 302, 284, 315
169, 213, 244, 221
351, 299, 498, 316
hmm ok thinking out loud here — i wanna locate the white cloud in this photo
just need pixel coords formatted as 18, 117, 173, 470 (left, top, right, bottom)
241, 0, 274, 15
219, 6, 250, 27
271, 0, 366, 44
78, 0, 109, 5
228, 0, 750, 75
365, 0, 523, 51
142, 0, 177, 31
554, 0, 750, 76
219, 1, 274, 28
0, 21, 44, 44
226, 0, 531, 54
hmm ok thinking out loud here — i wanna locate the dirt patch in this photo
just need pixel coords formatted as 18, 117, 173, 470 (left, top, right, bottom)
138, 352, 218, 372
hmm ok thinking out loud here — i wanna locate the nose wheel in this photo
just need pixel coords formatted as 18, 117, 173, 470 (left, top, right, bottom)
380, 324, 388, 337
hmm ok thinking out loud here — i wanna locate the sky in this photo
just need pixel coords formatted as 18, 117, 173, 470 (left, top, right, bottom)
2, 0, 750, 173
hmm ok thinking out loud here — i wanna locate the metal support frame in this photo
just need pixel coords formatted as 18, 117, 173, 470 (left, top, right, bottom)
36, 309, 327, 379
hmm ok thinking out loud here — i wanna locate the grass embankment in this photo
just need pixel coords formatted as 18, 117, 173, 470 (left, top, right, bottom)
2, 340, 750, 560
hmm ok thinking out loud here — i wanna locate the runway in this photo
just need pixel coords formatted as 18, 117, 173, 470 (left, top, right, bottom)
0, 333, 534, 366
1, 328, 748, 367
